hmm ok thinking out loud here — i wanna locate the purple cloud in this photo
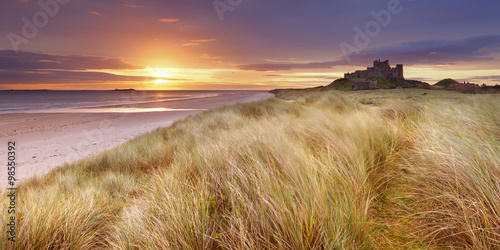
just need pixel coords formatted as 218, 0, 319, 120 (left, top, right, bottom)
237, 61, 343, 71
348, 34, 500, 64
0, 50, 143, 71
237, 35, 500, 71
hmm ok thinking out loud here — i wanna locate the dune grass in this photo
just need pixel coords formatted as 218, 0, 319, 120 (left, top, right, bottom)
402, 96, 500, 248
1, 89, 499, 249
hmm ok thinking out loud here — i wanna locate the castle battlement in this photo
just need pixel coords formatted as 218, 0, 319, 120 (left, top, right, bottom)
344, 60, 404, 79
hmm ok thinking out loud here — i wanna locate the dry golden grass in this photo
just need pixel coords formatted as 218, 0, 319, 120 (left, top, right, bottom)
1, 89, 498, 249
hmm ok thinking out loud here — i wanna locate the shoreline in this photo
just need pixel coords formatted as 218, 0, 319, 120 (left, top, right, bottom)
0, 91, 274, 188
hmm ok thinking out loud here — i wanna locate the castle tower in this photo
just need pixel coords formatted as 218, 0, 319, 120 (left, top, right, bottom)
373, 60, 390, 70
395, 64, 403, 78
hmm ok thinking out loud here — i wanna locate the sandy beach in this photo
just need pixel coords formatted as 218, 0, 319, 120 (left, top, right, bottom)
0, 91, 273, 188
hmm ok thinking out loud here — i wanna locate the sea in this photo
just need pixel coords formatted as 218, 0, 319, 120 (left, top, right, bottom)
0, 90, 261, 114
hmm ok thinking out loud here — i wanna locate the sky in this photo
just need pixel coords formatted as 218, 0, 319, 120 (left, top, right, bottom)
1, 0, 499, 90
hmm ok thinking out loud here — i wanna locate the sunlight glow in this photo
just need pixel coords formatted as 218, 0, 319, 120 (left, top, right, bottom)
147, 67, 172, 86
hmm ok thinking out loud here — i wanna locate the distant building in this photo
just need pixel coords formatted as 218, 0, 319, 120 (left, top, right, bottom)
448, 84, 476, 89
345, 60, 404, 79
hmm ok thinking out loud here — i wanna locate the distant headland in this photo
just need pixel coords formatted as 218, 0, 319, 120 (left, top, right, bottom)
114, 88, 136, 91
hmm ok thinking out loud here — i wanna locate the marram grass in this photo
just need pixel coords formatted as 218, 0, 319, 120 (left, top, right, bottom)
1, 89, 498, 249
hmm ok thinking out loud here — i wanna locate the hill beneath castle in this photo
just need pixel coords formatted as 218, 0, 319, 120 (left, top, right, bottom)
320, 77, 498, 93
325, 76, 417, 91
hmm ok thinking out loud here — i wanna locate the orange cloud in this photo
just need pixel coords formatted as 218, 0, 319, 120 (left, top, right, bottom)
91, 11, 103, 16
123, 3, 142, 8
182, 38, 217, 46
182, 43, 199, 47
200, 54, 221, 59
192, 38, 217, 43
158, 18, 179, 23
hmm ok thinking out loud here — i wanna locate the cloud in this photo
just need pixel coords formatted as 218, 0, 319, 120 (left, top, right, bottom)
237, 61, 342, 71
123, 3, 142, 8
0, 70, 150, 84
237, 35, 500, 71
90, 11, 103, 16
121, 0, 142, 8
182, 38, 217, 47
0, 50, 149, 85
264, 74, 333, 79
200, 54, 221, 59
0, 70, 188, 85
182, 43, 200, 47
158, 18, 179, 23
469, 75, 500, 81
346, 34, 500, 65
192, 38, 217, 43
0, 50, 144, 71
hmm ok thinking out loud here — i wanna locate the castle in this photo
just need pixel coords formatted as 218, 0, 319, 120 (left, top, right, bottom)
344, 60, 404, 79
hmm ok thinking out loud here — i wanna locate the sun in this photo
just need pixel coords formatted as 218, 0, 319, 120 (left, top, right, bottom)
147, 67, 172, 85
